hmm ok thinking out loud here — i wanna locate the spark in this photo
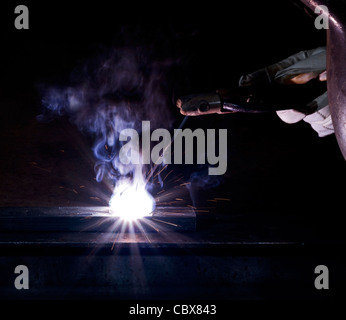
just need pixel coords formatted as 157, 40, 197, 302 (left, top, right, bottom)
154, 164, 168, 178
145, 116, 188, 184
179, 182, 190, 187
140, 219, 160, 233
162, 169, 173, 182
151, 218, 180, 228
214, 197, 230, 201
31, 164, 51, 173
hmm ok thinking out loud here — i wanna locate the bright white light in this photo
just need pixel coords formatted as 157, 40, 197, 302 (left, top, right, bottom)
109, 179, 155, 222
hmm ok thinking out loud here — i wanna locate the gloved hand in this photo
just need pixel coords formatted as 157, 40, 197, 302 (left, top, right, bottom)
239, 46, 327, 87
239, 46, 328, 124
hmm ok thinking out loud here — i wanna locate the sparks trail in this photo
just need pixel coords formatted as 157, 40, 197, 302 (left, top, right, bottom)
145, 116, 188, 184
152, 172, 191, 207
153, 164, 168, 179
140, 218, 160, 233
151, 218, 180, 228
179, 182, 190, 187
162, 169, 173, 182
29, 161, 51, 173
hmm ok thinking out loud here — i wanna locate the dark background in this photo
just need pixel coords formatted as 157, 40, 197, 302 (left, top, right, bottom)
0, 0, 344, 229
1, 0, 346, 307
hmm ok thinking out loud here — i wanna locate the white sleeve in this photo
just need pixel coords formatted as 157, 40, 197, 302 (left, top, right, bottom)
303, 106, 334, 137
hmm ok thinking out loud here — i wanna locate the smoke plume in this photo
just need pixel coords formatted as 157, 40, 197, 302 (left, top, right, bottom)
39, 43, 176, 186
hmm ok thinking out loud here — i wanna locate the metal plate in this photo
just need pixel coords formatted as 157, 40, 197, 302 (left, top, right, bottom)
0, 206, 196, 232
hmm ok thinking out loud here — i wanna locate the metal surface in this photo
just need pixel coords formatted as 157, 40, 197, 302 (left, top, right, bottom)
300, 0, 346, 160
1, 209, 344, 249
0, 205, 345, 299
2, 247, 343, 300
0, 206, 196, 232
0, 211, 345, 300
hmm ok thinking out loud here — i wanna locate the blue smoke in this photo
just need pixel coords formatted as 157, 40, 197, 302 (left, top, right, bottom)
39, 45, 175, 184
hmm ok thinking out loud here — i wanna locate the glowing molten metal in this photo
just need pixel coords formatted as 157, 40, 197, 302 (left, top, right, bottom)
109, 167, 155, 221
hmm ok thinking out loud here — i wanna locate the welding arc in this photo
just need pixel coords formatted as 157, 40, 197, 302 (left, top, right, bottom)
146, 116, 188, 183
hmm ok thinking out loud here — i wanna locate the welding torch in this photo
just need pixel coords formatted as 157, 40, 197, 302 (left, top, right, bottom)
176, 79, 327, 117
177, 47, 327, 117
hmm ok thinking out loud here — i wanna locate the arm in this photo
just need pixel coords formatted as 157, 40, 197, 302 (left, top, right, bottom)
177, 47, 327, 116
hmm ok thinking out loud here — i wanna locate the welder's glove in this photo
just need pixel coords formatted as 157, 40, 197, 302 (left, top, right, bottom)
239, 47, 327, 87
239, 46, 333, 136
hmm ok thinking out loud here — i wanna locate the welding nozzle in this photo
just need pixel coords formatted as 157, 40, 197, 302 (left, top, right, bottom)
175, 88, 262, 116
176, 92, 225, 116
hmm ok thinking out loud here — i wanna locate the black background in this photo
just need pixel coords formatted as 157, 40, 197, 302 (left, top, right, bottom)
0, 0, 345, 309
